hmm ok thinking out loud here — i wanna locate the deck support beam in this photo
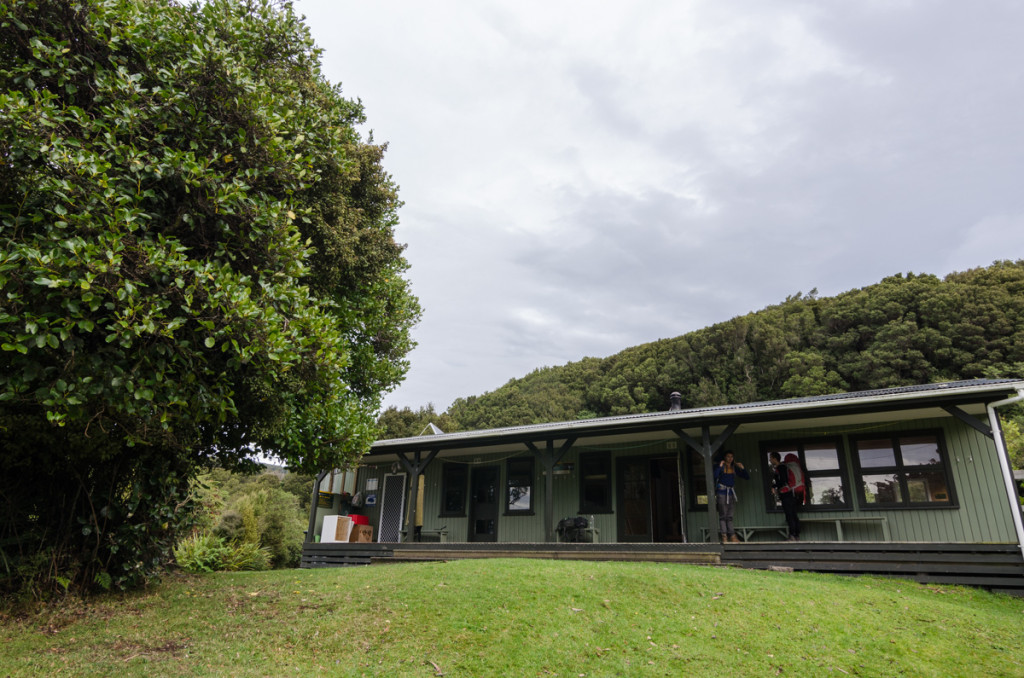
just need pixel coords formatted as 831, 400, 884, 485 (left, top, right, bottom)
527, 437, 577, 542
942, 405, 993, 438
675, 423, 737, 543
305, 470, 331, 544
396, 449, 440, 542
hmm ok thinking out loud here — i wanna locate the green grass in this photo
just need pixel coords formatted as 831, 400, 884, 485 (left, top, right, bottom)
2, 559, 1023, 676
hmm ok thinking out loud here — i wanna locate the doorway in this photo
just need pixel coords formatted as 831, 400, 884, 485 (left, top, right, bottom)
468, 465, 499, 542
378, 473, 407, 543
616, 456, 683, 542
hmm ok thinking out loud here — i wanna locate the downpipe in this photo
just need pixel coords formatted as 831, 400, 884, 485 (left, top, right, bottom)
986, 388, 1024, 559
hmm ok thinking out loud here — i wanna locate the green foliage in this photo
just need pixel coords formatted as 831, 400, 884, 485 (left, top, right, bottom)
1003, 413, 1023, 470
173, 532, 270, 573
0, 0, 418, 596
215, 487, 304, 568
201, 468, 308, 568
439, 261, 1024, 431
377, 403, 458, 440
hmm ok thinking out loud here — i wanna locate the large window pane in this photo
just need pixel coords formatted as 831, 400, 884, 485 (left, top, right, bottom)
858, 440, 896, 467
507, 485, 531, 511
440, 463, 467, 516
506, 457, 534, 514
579, 452, 613, 513
862, 473, 902, 504
808, 476, 845, 506
900, 436, 941, 466
804, 443, 840, 471
762, 437, 849, 512
852, 431, 954, 508
906, 470, 949, 502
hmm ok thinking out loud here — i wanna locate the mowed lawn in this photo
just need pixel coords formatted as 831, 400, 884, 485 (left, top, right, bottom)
2, 558, 1023, 677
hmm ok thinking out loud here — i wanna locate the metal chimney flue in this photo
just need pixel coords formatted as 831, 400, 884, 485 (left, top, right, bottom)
668, 391, 682, 411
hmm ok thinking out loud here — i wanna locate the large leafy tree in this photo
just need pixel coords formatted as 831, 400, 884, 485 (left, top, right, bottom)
0, 0, 419, 594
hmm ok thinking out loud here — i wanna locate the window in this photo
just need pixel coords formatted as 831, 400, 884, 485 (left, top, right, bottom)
762, 438, 850, 511
688, 449, 709, 510
579, 452, 613, 513
439, 463, 468, 517
320, 468, 358, 497
506, 457, 534, 514
852, 431, 955, 508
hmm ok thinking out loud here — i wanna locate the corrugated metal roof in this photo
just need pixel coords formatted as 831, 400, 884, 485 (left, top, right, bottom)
371, 378, 1024, 451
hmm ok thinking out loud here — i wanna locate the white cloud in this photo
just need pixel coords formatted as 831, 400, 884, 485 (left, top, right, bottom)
294, 0, 1024, 410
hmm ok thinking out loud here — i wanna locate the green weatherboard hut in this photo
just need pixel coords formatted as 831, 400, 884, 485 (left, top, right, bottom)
304, 379, 1024, 594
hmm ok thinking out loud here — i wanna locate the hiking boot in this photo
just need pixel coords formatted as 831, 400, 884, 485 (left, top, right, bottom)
729, 534, 741, 543
720, 533, 728, 544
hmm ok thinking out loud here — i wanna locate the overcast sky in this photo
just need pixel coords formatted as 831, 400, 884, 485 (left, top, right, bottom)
293, 0, 1024, 413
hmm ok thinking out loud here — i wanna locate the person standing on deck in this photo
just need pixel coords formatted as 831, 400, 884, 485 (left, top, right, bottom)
714, 451, 749, 543
770, 451, 806, 541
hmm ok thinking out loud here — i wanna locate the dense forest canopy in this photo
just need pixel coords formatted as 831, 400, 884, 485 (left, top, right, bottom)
380, 260, 1024, 438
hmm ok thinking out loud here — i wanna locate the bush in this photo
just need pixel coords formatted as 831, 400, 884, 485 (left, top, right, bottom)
173, 533, 270, 573
214, 487, 305, 568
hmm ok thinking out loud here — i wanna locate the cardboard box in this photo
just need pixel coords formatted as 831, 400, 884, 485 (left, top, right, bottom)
335, 515, 353, 541
321, 515, 352, 543
349, 524, 373, 543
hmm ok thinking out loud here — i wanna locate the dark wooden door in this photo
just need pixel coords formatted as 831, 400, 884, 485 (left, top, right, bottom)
650, 457, 683, 542
468, 465, 499, 542
617, 457, 651, 542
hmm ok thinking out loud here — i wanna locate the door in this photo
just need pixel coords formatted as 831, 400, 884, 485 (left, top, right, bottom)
616, 456, 683, 542
650, 457, 683, 542
468, 465, 499, 542
617, 457, 651, 542
378, 473, 407, 543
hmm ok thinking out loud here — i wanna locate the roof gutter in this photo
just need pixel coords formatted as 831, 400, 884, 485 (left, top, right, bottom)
372, 381, 1024, 455
986, 388, 1024, 559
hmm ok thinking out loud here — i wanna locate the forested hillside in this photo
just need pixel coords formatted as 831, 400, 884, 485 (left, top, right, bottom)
380, 260, 1024, 437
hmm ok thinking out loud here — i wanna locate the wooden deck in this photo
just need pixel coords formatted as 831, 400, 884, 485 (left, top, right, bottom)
300, 541, 1024, 596
721, 542, 1024, 596
300, 541, 721, 568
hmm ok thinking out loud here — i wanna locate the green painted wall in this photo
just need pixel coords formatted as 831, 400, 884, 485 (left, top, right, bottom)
310, 415, 1019, 545
695, 416, 1017, 544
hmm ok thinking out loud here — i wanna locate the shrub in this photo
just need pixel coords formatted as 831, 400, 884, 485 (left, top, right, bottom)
215, 487, 305, 568
173, 533, 270, 573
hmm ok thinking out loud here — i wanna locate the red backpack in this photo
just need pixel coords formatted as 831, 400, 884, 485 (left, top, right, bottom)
782, 453, 808, 505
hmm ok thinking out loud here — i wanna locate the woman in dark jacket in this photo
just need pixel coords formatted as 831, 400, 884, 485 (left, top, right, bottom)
713, 451, 749, 543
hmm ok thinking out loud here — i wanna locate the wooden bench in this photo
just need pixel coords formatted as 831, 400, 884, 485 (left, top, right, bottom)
700, 516, 890, 543
798, 516, 890, 541
400, 528, 449, 543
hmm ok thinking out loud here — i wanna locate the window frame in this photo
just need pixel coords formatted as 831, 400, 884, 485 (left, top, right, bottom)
504, 456, 535, 516
850, 429, 958, 510
760, 436, 851, 512
578, 451, 614, 514
439, 462, 468, 517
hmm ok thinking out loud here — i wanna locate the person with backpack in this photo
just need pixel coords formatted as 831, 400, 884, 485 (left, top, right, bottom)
713, 450, 749, 543
770, 451, 807, 541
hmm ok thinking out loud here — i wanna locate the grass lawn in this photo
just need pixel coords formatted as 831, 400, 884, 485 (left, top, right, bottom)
2, 559, 1023, 677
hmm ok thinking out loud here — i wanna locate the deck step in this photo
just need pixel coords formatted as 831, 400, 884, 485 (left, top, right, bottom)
373, 549, 720, 564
